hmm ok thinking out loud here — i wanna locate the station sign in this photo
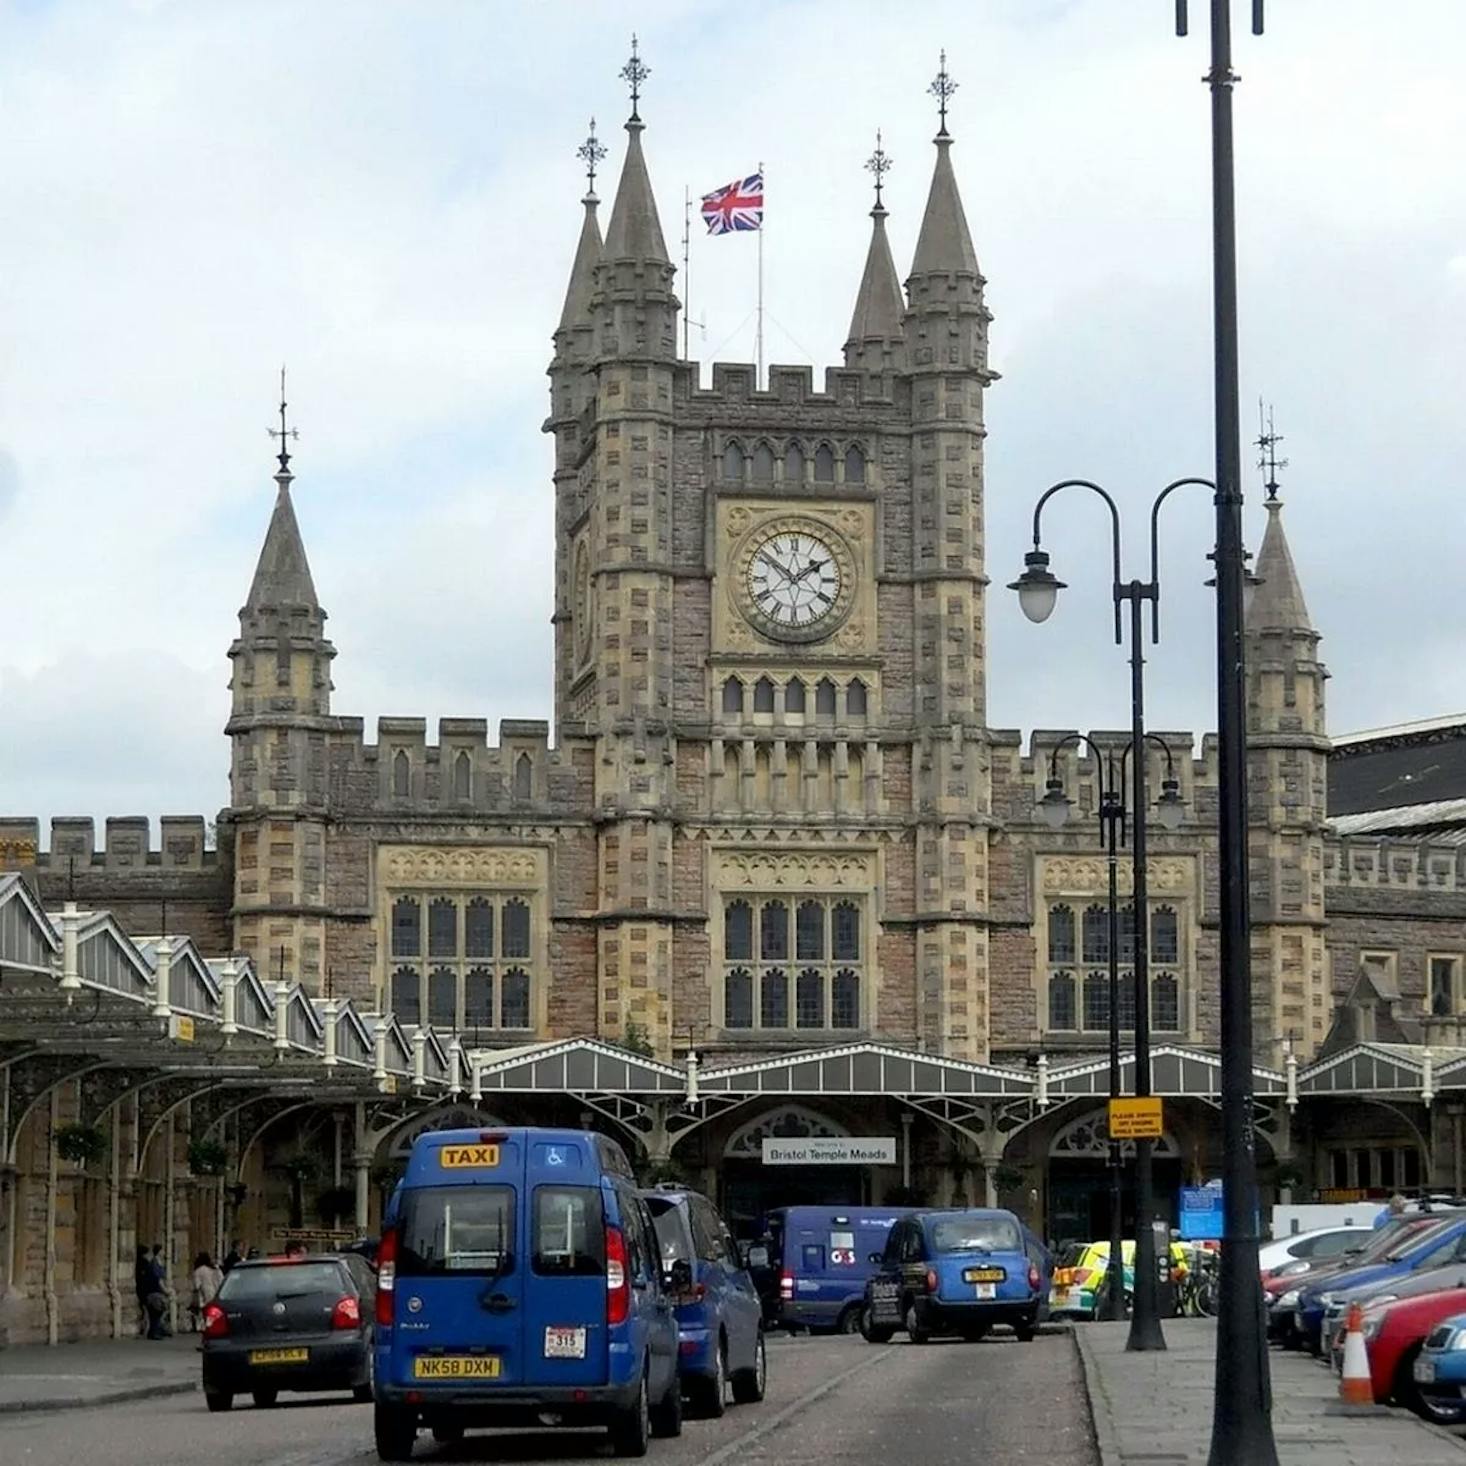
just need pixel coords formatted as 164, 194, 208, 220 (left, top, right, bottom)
1108, 1096, 1164, 1140
761, 1136, 897, 1166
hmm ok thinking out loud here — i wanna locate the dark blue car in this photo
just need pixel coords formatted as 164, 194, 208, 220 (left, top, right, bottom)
644, 1187, 766, 1416
1296, 1213, 1466, 1353
373, 1127, 681, 1460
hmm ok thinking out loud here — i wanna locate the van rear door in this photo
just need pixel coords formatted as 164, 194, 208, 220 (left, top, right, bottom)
394, 1140, 524, 1386
520, 1174, 610, 1388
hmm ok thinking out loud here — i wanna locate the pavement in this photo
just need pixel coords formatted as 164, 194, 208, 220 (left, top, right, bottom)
1076, 1317, 1466, 1465
0, 1332, 199, 1412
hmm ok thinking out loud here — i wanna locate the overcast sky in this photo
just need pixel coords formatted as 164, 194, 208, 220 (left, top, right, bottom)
3, 0, 1465, 836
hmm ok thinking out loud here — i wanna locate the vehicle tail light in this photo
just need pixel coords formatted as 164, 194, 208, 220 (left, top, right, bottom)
332, 1295, 361, 1330
202, 1302, 229, 1339
779, 1269, 793, 1302
606, 1225, 630, 1326
1028, 1263, 1041, 1291
925, 1268, 938, 1294
376, 1226, 397, 1327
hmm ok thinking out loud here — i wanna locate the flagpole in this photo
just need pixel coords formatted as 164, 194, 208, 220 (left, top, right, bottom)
755, 159, 764, 385
682, 185, 691, 362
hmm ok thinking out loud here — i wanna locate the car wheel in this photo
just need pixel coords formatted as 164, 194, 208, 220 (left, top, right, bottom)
204, 1391, 233, 1413
650, 1367, 683, 1439
693, 1338, 727, 1418
353, 1345, 375, 1403
374, 1402, 417, 1462
835, 1304, 862, 1334
903, 1299, 930, 1345
732, 1331, 767, 1404
252, 1389, 278, 1409
611, 1369, 651, 1458
1395, 1345, 1466, 1425
860, 1304, 896, 1344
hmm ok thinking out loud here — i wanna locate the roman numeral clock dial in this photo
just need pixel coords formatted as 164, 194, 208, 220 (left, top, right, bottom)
738, 523, 852, 643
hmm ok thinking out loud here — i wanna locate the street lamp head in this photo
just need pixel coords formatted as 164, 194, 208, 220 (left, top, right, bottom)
1155, 776, 1185, 832
1008, 549, 1066, 624
1038, 777, 1072, 831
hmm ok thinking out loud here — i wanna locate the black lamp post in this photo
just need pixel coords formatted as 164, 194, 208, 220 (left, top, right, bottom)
1040, 732, 1184, 1322
1011, 474, 1236, 1351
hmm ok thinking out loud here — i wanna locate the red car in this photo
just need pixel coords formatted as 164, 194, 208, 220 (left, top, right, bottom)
1361, 1286, 1466, 1422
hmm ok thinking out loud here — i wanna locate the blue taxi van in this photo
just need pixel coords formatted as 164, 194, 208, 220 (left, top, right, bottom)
861, 1207, 1051, 1344
372, 1126, 681, 1460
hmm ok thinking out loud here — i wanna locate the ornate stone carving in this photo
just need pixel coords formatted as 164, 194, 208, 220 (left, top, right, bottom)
1040, 855, 1193, 896
378, 846, 544, 889
715, 850, 876, 891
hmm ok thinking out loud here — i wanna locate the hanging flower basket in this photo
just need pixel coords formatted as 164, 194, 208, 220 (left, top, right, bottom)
56, 1124, 108, 1166
188, 1139, 229, 1177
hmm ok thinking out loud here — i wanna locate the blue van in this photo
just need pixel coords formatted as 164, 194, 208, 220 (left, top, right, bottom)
767, 1206, 915, 1333
372, 1127, 681, 1461
862, 1208, 1051, 1343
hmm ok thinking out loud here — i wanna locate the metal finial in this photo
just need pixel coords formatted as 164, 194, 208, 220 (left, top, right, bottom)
577, 117, 607, 196
268, 364, 299, 475
620, 34, 650, 124
1255, 399, 1287, 501
865, 129, 893, 210
929, 48, 958, 138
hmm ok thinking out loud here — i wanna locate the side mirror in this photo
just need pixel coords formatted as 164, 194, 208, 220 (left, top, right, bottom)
742, 1245, 769, 1270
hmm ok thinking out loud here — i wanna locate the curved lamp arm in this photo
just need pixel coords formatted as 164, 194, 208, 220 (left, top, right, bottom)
1031, 479, 1125, 644
1147, 476, 1216, 644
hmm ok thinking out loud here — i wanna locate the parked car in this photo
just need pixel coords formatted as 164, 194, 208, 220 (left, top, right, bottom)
1326, 1258, 1466, 1367
1048, 1239, 1193, 1320
200, 1252, 377, 1412
1331, 1286, 1466, 1423
1257, 1225, 1370, 1280
372, 1126, 681, 1461
1413, 1307, 1466, 1421
1295, 1213, 1466, 1353
861, 1208, 1050, 1344
643, 1186, 766, 1417
763, 1206, 915, 1333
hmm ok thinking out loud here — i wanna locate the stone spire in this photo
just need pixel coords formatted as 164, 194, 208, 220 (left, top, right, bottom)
602, 37, 668, 265
1246, 497, 1314, 637
909, 50, 979, 281
557, 121, 605, 336
844, 131, 906, 371
246, 390, 319, 616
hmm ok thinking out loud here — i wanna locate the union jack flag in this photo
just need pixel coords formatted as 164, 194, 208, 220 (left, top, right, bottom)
701, 172, 763, 235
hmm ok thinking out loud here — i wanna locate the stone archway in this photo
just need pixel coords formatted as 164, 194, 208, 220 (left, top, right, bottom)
379, 1104, 507, 1163
1049, 1106, 1181, 1161
724, 1104, 850, 1159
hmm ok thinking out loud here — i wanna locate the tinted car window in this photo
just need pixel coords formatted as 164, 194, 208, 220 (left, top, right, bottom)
219, 1262, 347, 1300
929, 1216, 1022, 1254
533, 1185, 606, 1276
399, 1184, 514, 1275
1311, 1232, 1365, 1260
690, 1198, 729, 1263
648, 1197, 694, 1266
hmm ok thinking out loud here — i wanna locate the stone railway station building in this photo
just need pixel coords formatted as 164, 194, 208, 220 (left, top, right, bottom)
2, 90, 1464, 1345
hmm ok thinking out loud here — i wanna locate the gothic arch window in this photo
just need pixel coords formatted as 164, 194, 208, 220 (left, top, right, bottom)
453, 750, 472, 801
725, 1105, 849, 1159
1117, 974, 1137, 1030
428, 897, 457, 958
428, 967, 457, 1028
832, 969, 860, 1028
760, 968, 788, 1028
796, 900, 825, 960
784, 442, 805, 483
390, 967, 421, 1027
784, 677, 806, 714
725, 899, 753, 961
1049, 971, 1077, 1030
833, 901, 860, 961
1152, 906, 1179, 965
500, 968, 530, 1028
844, 445, 867, 484
751, 441, 776, 481
760, 900, 789, 961
816, 678, 837, 716
502, 898, 531, 959
1082, 971, 1109, 1030
796, 968, 825, 1027
391, 897, 421, 958
465, 898, 494, 958
1153, 973, 1180, 1032
1049, 905, 1075, 964
514, 752, 533, 800
814, 443, 836, 482
723, 441, 745, 480
846, 679, 868, 717
1118, 905, 1137, 964
465, 968, 494, 1028
1081, 906, 1109, 965
725, 967, 753, 1029
1050, 1107, 1180, 1160
753, 676, 775, 713
392, 749, 410, 798
722, 677, 744, 715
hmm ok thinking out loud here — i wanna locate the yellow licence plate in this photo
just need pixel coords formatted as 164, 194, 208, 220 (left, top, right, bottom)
248, 1348, 308, 1366
413, 1356, 502, 1380
963, 1267, 1007, 1283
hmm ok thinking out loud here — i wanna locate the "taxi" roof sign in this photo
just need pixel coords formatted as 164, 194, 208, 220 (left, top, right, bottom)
440, 1143, 501, 1169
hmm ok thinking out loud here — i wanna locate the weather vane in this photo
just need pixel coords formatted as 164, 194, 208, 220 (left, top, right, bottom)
620, 34, 649, 123
929, 48, 958, 137
865, 130, 893, 209
268, 365, 298, 473
576, 117, 607, 196
1255, 400, 1287, 500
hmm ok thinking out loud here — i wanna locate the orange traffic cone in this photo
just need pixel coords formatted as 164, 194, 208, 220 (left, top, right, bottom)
1338, 1302, 1374, 1406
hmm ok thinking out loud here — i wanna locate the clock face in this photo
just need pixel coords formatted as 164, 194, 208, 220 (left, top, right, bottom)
746, 530, 842, 632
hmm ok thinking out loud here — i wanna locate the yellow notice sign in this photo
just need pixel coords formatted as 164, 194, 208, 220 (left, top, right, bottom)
440, 1143, 501, 1170
1108, 1097, 1163, 1140
174, 1016, 195, 1043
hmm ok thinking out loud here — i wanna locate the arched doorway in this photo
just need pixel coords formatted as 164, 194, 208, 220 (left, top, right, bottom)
381, 1105, 507, 1163
1046, 1106, 1182, 1246
717, 1106, 864, 1233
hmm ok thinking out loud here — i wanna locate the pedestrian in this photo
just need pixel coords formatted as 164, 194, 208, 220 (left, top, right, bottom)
190, 1251, 223, 1332
221, 1239, 244, 1274
140, 1244, 169, 1339
133, 1245, 153, 1338
283, 1239, 307, 1259
1373, 1193, 1407, 1228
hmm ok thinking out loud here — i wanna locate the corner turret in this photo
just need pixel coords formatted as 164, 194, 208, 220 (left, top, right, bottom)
843, 131, 906, 374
